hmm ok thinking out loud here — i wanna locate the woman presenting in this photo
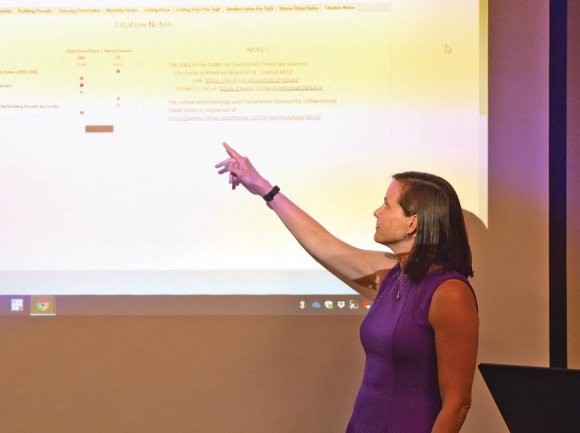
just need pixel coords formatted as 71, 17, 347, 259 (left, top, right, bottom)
215, 142, 478, 433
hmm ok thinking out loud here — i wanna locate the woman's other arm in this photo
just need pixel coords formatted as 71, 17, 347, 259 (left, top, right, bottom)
429, 279, 479, 433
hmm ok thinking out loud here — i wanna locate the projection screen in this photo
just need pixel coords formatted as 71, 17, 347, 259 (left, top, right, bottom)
0, 0, 487, 315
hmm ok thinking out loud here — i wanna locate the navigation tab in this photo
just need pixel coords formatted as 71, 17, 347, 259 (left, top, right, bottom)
104, 7, 140, 14
222, 5, 276, 13
279, 5, 321, 12
323, 4, 358, 11
142, 7, 173, 14
189, 6, 222, 14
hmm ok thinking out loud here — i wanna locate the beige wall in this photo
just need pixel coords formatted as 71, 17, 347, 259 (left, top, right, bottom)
568, 0, 580, 369
464, 1, 550, 431
0, 1, 554, 432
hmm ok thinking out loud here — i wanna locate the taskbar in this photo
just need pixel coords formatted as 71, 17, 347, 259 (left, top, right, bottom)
0, 295, 373, 316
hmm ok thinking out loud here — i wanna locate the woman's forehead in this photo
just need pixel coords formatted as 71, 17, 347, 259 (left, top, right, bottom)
386, 180, 404, 201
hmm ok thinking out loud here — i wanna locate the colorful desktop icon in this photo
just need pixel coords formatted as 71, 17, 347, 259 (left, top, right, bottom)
349, 300, 359, 309
362, 300, 372, 310
311, 301, 321, 309
30, 295, 56, 316
337, 301, 346, 309
324, 300, 334, 309
11, 298, 24, 312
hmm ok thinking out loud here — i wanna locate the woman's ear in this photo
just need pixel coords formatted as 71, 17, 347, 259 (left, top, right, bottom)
407, 214, 418, 235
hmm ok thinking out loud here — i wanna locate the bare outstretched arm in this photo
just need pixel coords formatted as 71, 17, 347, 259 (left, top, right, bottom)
215, 142, 396, 299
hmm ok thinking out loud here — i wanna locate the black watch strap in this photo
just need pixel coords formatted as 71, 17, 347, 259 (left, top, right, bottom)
263, 185, 280, 202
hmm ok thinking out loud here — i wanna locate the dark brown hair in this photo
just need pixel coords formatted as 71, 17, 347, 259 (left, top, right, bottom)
393, 171, 474, 283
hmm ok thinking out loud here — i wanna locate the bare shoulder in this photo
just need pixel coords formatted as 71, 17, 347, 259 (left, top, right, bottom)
429, 278, 478, 327
433, 279, 476, 304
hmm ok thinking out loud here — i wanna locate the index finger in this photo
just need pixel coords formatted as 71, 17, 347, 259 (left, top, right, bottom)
223, 142, 243, 159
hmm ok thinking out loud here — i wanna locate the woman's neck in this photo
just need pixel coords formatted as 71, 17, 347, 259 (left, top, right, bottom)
395, 252, 410, 266
396, 252, 442, 273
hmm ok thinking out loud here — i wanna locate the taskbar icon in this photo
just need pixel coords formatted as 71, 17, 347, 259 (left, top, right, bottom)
2, 296, 28, 315
30, 295, 56, 316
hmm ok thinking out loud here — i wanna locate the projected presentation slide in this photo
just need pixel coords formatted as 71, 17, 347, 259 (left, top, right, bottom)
0, 0, 486, 314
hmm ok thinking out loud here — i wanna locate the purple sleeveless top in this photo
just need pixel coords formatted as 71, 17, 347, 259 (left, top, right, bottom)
346, 263, 473, 433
